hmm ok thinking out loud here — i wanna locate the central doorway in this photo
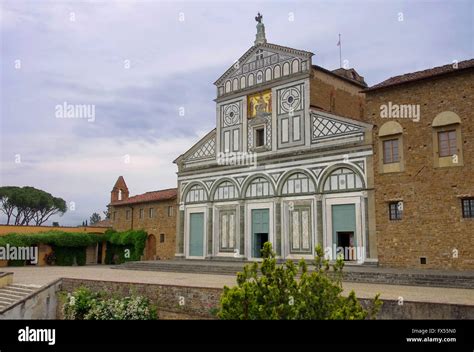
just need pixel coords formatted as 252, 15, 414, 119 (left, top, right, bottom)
189, 212, 204, 257
251, 209, 269, 258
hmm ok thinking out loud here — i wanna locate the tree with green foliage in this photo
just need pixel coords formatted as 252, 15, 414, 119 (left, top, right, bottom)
218, 243, 382, 320
0, 186, 67, 225
89, 212, 101, 225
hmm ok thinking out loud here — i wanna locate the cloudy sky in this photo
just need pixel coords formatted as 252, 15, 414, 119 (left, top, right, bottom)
0, 0, 472, 226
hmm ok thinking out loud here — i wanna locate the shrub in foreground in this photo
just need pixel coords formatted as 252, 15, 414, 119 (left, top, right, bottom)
218, 243, 381, 320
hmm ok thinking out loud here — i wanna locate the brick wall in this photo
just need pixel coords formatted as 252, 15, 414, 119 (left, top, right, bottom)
109, 199, 177, 260
310, 68, 366, 121
366, 70, 474, 270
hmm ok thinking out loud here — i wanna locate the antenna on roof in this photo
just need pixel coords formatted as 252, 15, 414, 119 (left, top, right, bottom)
337, 34, 342, 68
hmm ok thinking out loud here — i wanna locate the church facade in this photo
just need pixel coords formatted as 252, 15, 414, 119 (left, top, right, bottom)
174, 16, 377, 263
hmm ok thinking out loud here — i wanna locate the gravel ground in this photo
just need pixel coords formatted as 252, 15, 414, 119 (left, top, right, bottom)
4, 265, 474, 305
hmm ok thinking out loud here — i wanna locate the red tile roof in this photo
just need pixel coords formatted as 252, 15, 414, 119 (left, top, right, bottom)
92, 219, 112, 227
110, 188, 177, 206
365, 59, 474, 92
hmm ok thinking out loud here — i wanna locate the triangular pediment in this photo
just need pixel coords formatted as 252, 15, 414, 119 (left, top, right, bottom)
309, 110, 372, 144
215, 43, 313, 86
175, 129, 216, 165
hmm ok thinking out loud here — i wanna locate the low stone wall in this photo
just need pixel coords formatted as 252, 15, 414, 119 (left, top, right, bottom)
60, 278, 221, 319
0, 279, 62, 319
60, 278, 474, 320
360, 298, 474, 319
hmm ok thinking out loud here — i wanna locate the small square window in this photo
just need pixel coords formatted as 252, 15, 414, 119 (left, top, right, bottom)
389, 202, 403, 220
461, 198, 474, 218
139, 208, 144, 219
255, 128, 265, 147
168, 206, 174, 217
160, 234, 165, 243
149, 208, 154, 218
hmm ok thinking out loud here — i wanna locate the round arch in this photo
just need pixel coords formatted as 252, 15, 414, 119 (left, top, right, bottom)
379, 121, 403, 137
276, 168, 318, 196
241, 173, 276, 199
432, 111, 461, 127
318, 163, 366, 193
182, 181, 209, 204
209, 177, 241, 201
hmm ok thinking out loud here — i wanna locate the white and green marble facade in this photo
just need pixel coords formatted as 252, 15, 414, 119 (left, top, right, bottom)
174, 37, 376, 264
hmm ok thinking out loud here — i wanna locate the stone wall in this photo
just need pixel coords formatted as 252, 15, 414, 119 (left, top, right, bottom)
366, 70, 474, 270
109, 198, 177, 260
59, 278, 474, 320
60, 278, 220, 319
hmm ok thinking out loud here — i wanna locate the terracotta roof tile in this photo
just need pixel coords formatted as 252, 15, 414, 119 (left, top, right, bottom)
365, 59, 474, 92
110, 188, 177, 206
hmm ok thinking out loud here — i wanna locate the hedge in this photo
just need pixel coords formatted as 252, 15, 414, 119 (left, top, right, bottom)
0, 229, 148, 266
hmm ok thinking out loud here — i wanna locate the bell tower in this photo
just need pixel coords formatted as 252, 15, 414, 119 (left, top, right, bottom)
111, 176, 129, 203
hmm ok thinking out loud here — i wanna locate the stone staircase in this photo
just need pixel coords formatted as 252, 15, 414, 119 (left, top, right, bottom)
0, 284, 42, 312
115, 260, 474, 289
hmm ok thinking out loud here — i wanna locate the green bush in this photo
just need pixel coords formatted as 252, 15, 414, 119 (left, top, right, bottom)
0, 231, 103, 248
8, 260, 26, 266
63, 287, 157, 320
218, 243, 382, 320
105, 229, 147, 262
53, 246, 87, 266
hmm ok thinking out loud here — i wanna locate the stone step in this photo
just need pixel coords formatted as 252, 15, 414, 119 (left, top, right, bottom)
0, 284, 41, 313
0, 289, 31, 296
0, 291, 26, 300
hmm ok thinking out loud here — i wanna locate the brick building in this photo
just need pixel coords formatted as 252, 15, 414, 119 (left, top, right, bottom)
108, 176, 177, 260
365, 59, 474, 270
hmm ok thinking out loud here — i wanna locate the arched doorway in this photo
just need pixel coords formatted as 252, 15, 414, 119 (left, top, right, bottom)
145, 234, 157, 260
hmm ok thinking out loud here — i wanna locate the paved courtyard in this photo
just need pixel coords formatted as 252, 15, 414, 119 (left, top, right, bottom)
5, 265, 474, 305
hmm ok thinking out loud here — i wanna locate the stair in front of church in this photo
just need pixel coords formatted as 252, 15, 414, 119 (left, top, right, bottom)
0, 283, 42, 312
114, 260, 473, 289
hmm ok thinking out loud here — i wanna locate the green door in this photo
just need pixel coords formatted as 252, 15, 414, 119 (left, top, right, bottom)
251, 209, 269, 258
189, 212, 204, 257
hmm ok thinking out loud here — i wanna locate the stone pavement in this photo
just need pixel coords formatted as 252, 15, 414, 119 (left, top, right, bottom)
5, 265, 474, 306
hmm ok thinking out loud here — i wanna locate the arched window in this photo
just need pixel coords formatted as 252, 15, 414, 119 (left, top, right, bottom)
281, 173, 315, 195
185, 184, 207, 203
213, 180, 238, 201
232, 78, 239, 91
291, 59, 299, 74
274, 65, 281, 79
225, 81, 231, 93
378, 121, 404, 173
431, 111, 463, 168
245, 177, 274, 198
283, 62, 290, 76
240, 76, 246, 89
265, 68, 272, 81
323, 168, 363, 192
248, 73, 255, 86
